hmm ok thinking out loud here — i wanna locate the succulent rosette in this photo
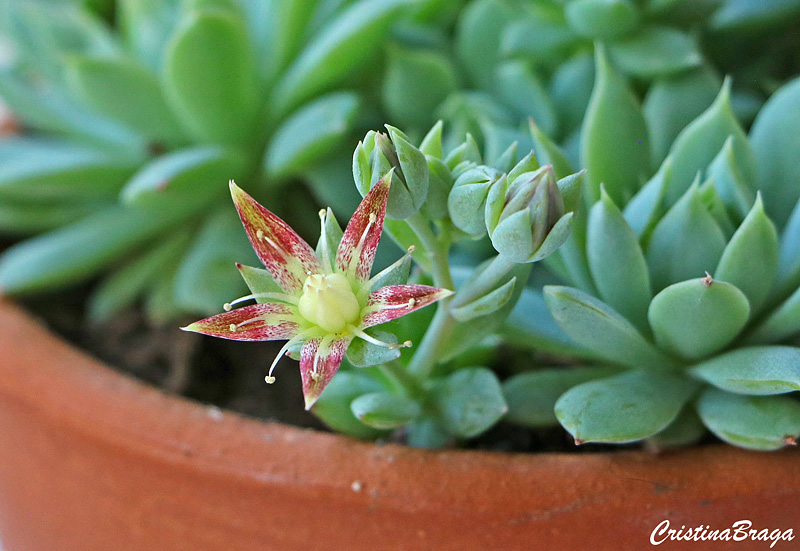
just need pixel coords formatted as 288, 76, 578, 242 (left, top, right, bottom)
183, 176, 452, 408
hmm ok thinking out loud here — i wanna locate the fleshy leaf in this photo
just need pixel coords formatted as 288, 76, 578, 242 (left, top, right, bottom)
643, 68, 720, 167
587, 189, 652, 332
564, 0, 639, 40
544, 286, 675, 369
714, 195, 779, 312
311, 371, 388, 439
691, 346, 800, 395
581, 46, 651, 205
623, 157, 671, 241
432, 367, 507, 439
230, 182, 321, 293
646, 183, 727, 292
503, 366, 619, 428
450, 277, 516, 322
350, 391, 421, 429
749, 76, 800, 228
697, 388, 800, 450
163, 10, 257, 145
664, 78, 756, 204
264, 92, 360, 179
647, 407, 707, 449
182, 302, 299, 341
648, 278, 750, 360
748, 286, 800, 344
555, 370, 699, 444
705, 137, 756, 220
454, 0, 513, 91
607, 26, 701, 79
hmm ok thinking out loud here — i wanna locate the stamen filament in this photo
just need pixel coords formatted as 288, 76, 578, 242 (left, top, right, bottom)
349, 325, 412, 350
265, 331, 310, 383
348, 213, 376, 274
224, 292, 299, 311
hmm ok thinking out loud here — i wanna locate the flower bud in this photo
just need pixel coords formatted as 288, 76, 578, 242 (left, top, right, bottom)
448, 165, 503, 236
485, 165, 572, 263
352, 126, 429, 220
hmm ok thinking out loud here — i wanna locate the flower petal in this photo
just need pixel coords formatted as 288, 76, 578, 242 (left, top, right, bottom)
181, 303, 300, 341
300, 335, 353, 410
336, 173, 391, 281
230, 181, 321, 293
361, 284, 453, 328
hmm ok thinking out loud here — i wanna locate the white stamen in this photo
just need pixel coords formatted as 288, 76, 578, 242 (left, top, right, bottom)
349, 326, 412, 350
264, 332, 311, 384
348, 213, 377, 273
224, 292, 299, 311
366, 245, 416, 287
317, 208, 334, 274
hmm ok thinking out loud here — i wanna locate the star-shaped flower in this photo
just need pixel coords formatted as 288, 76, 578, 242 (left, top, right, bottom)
183, 175, 452, 409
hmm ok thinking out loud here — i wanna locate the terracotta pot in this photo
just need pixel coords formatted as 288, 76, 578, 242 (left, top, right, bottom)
0, 299, 797, 551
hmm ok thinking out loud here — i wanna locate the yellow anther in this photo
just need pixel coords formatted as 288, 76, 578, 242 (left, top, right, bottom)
408, 298, 417, 308
223, 303, 232, 311
265, 375, 276, 384
407, 245, 416, 253
229, 324, 237, 332
256, 230, 265, 239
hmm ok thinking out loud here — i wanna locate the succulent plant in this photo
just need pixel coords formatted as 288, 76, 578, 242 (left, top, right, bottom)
382, 0, 800, 171
503, 70, 800, 451
0, 0, 418, 322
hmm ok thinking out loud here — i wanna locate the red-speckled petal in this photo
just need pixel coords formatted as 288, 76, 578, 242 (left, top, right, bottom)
361, 284, 453, 328
300, 336, 352, 410
182, 303, 300, 341
230, 181, 321, 293
336, 174, 390, 281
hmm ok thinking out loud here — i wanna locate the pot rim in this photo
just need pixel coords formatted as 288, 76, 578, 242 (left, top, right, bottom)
0, 298, 796, 517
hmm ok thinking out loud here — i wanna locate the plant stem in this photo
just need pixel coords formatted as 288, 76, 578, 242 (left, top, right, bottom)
380, 359, 425, 398
405, 214, 453, 289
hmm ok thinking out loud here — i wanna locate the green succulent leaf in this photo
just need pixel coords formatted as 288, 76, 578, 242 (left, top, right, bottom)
237, 264, 283, 296
748, 287, 800, 344
503, 365, 620, 428
749, 76, 800, 229
312, 371, 389, 439
382, 46, 458, 130
88, 229, 192, 323
0, 70, 143, 151
0, 138, 138, 201
697, 180, 736, 239
646, 407, 707, 448
118, 0, 182, 72
269, 0, 318, 76
432, 367, 507, 439
555, 370, 699, 444
405, 416, 452, 449
529, 122, 574, 180
66, 55, 185, 144
450, 276, 516, 322
350, 391, 421, 429
144, 254, 183, 324
648, 278, 751, 360
607, 26, 701, 79
714, 195, 779, 312
346, 330, 402, 367
500, 7, 578, 60
454, 0, 513, 92
273, 0, 411, 116
710, 0, 800, 34
544, 286, 674, 369
121, 145, 243, 205
164, 9, 258, 145
776, 199, 800, 296
0, 199, 100, 236
623, 157, 671, 241
587, 189, 652, 332
549, 52, 595, 135
643, 68, 721, 167
564, 0, 639, 40
697, 388, 800, 450
705, 136, 756, 220
264, 92, 360, 179
581, 47, 651, 205
691, 346, 800, 396
646, 183, 727, 292
173, 209, 257, 315
0, 200, 205, 294
495, 61, 558, 138
664, 78, 756, 204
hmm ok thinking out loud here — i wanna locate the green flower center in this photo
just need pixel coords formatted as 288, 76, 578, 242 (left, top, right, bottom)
298, 273, 360, 333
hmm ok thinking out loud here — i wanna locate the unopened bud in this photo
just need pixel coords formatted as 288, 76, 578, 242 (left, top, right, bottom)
448, 166, 503, 236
